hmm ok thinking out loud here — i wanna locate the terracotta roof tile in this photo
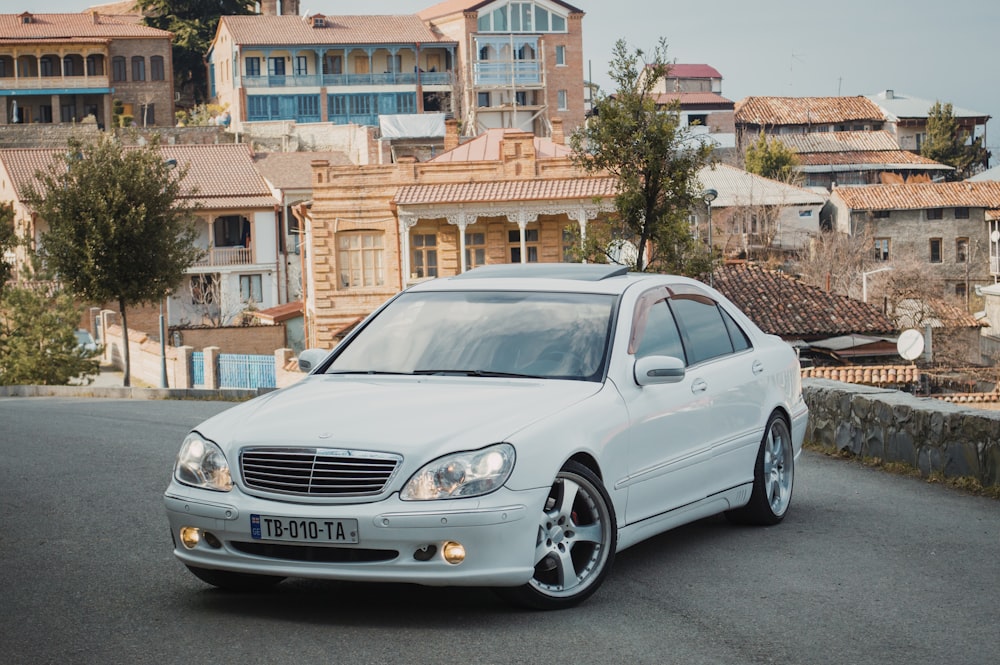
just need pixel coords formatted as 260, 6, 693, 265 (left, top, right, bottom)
394, 177, 617, 205
665, 63, 722, 79
802, 365, 920, 386
253, 151, 352, 190
430, 128, 572, 162
795, 150, 950, 168
218, 14, 454, 46
0, 12, 169, 39
652, 92, 734, 107
713, 263, 896, 337
735, 96, 886, 126
832, 181, 1000, 210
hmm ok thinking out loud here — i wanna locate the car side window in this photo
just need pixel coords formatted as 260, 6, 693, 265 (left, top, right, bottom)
669, 294, 734, 364
720, 307, 752, 352
634, 299, 686, 362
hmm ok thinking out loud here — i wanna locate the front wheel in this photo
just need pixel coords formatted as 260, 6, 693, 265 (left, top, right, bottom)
185, 565, 285, 592
495, 461, 616, 610
727, 413, 795, 526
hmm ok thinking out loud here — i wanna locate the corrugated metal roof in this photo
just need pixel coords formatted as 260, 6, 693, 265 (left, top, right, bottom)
698, 163, 826, 207
218, 14, 455, 46
0, 144, 275, 210
393, 177, 617, 205
775, 130, 899, 153
868, 90, 989, 121
0, 12, 170, 39
735, 96, 886, 126
832, 181, 1000, 210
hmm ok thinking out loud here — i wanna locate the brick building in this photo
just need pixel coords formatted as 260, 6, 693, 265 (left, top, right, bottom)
0, 11, 174, 128
298, 119, 615, 347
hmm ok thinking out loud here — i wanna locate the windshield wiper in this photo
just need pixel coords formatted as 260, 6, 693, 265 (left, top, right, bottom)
324, 370, 411, 376
411, 369, 541, 378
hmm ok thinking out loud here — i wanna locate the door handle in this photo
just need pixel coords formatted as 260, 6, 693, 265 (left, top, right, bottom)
691, 378, 708, 393
752, 360, 764, 375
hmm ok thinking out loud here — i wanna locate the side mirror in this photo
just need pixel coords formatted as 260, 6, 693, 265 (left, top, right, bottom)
634, 355, 685, 386
297, 348, 330, 373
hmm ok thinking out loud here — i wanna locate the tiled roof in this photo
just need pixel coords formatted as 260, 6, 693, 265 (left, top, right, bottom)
666, 63, 722, 79
934, 392, 1000, 404
253, 151, 352, 190
393, 177, 617, 205
652, 92, 734, 107
802, 365, 920, 386
832, 181, 1000, 210
0, 144, 275, 211
698, 164, 826, 207
417, 0, 584, 20
712, 263, 897, 337
776, 130, 899, 152
0, 12, 170, 39
892, 298, 987, 329
430, 128, 573, 162
735, 96, 886, 126
218, 14, 454, 46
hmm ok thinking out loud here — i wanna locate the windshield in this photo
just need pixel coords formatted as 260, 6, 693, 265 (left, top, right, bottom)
326, 290, 616, 381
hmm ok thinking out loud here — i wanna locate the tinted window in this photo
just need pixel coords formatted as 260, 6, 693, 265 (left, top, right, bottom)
721, 308, 752, 352
670, 295, 734, 364
635, 300, 685, 362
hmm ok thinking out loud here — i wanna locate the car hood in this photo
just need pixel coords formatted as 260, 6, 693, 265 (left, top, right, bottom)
197, 375, 602, 458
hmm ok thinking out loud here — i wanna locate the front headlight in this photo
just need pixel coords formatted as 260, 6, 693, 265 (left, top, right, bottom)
401, 443, 515, 501
174, 432, 233, 492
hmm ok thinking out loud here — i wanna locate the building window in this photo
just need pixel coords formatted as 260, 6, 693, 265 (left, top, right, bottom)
295, 56, 308, 76
926, 208, 943, 220
239, 274, 263, 303
112, 56, 126, 81
798, 209, 813, 218
465, 231, 486, 270
411, 233, 438, 279
955, 207, 970, 219
555, 45, 566, 66
873, 238, 890, 262
478, 92, 491, 107
956, 237, 969, 263
687, 113, 708, 127
246, 57, 260, 77
873, 210, 890, 219
557, 89, 568, 110
190, 274, 217, 305
269, 57, 286, 76
86, 55, 102, 76
515, 91, 528, 106
150, 55, 164, 81
338, 232, 384, 288
131, 56, 145, 81
509, 228, 539, 263
956, 282, 967, 298
324, 55, 342, 75
929, 238, 942, 263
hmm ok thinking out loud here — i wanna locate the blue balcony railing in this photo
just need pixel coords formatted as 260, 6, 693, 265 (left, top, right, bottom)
473, 61, 541, 86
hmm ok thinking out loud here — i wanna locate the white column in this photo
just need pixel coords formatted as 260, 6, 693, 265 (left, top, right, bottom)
398, 213, 419, 284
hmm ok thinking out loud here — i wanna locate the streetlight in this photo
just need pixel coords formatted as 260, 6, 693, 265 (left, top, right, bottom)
702, 189, 718, 286
862, 266, 893, 302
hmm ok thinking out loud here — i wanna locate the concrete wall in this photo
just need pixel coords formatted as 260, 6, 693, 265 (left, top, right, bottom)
803, 378, 1000, 488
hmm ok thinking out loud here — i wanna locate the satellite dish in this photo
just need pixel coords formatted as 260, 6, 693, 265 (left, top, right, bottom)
897, 328, 924, 361
991, 230, 1000, 242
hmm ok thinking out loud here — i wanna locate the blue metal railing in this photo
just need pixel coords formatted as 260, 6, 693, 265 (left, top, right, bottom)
218, 354, 276, 390
190, 352, 205, 387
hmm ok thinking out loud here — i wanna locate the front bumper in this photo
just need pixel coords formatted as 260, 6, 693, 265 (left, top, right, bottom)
164, 483, 549, 587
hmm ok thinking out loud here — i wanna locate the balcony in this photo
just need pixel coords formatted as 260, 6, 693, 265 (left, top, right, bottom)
243, 72, 451, 89
195, 246, 253, 267
473, 61, 542, 87
0, 74, 110, 90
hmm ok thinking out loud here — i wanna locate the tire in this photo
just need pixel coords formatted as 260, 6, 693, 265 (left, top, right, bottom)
185, 565, 285, 592
727, 413, 794, 526
495, 461, 616, 610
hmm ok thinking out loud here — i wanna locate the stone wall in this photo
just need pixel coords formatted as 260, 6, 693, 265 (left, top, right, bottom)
803, 378, 1000, 488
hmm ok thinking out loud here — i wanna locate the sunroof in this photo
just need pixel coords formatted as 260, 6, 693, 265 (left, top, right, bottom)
452, 263, 629, 281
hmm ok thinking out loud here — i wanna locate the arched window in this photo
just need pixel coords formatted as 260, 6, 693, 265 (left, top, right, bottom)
131, 56, 145, 81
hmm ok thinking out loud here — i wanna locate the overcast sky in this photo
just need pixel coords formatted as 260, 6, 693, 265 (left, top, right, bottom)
35, 0, 1000, 156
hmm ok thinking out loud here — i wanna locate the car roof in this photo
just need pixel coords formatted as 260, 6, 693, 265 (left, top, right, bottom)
407, 263, 707, 296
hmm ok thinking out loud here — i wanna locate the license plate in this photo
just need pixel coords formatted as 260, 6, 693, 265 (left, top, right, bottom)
250, 514, 359, 544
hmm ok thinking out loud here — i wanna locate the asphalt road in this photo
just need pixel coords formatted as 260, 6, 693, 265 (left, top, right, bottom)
1, 397, 997, 665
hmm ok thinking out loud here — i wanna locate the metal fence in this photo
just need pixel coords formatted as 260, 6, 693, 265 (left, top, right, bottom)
219, 354, 276, 389
190, 352, 205, 387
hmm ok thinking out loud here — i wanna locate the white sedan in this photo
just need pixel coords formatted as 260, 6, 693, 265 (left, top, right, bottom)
165, 264, 807, 609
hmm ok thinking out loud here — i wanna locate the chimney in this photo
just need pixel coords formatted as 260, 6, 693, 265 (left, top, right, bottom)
91, 11, 100, 24
444, 119, 460, 152
282, 0, 300, 15
886, 89, 894, 100
260, 0, 278, 15
550, 118, 564, 145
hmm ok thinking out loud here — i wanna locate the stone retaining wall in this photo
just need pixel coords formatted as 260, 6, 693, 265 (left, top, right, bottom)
803, 378, 1000, 488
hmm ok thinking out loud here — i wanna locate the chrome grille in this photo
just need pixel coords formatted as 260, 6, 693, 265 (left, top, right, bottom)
240, 447, 401, 497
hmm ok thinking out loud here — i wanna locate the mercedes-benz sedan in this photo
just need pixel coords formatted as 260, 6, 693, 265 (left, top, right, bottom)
165, 264, 807, 609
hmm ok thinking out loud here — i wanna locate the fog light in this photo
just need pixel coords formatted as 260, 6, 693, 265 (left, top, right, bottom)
442, 541, 465, 564
179, 526, 201, 549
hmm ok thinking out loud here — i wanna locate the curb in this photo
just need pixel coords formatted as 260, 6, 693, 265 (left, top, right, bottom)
0, 384, 274, 401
